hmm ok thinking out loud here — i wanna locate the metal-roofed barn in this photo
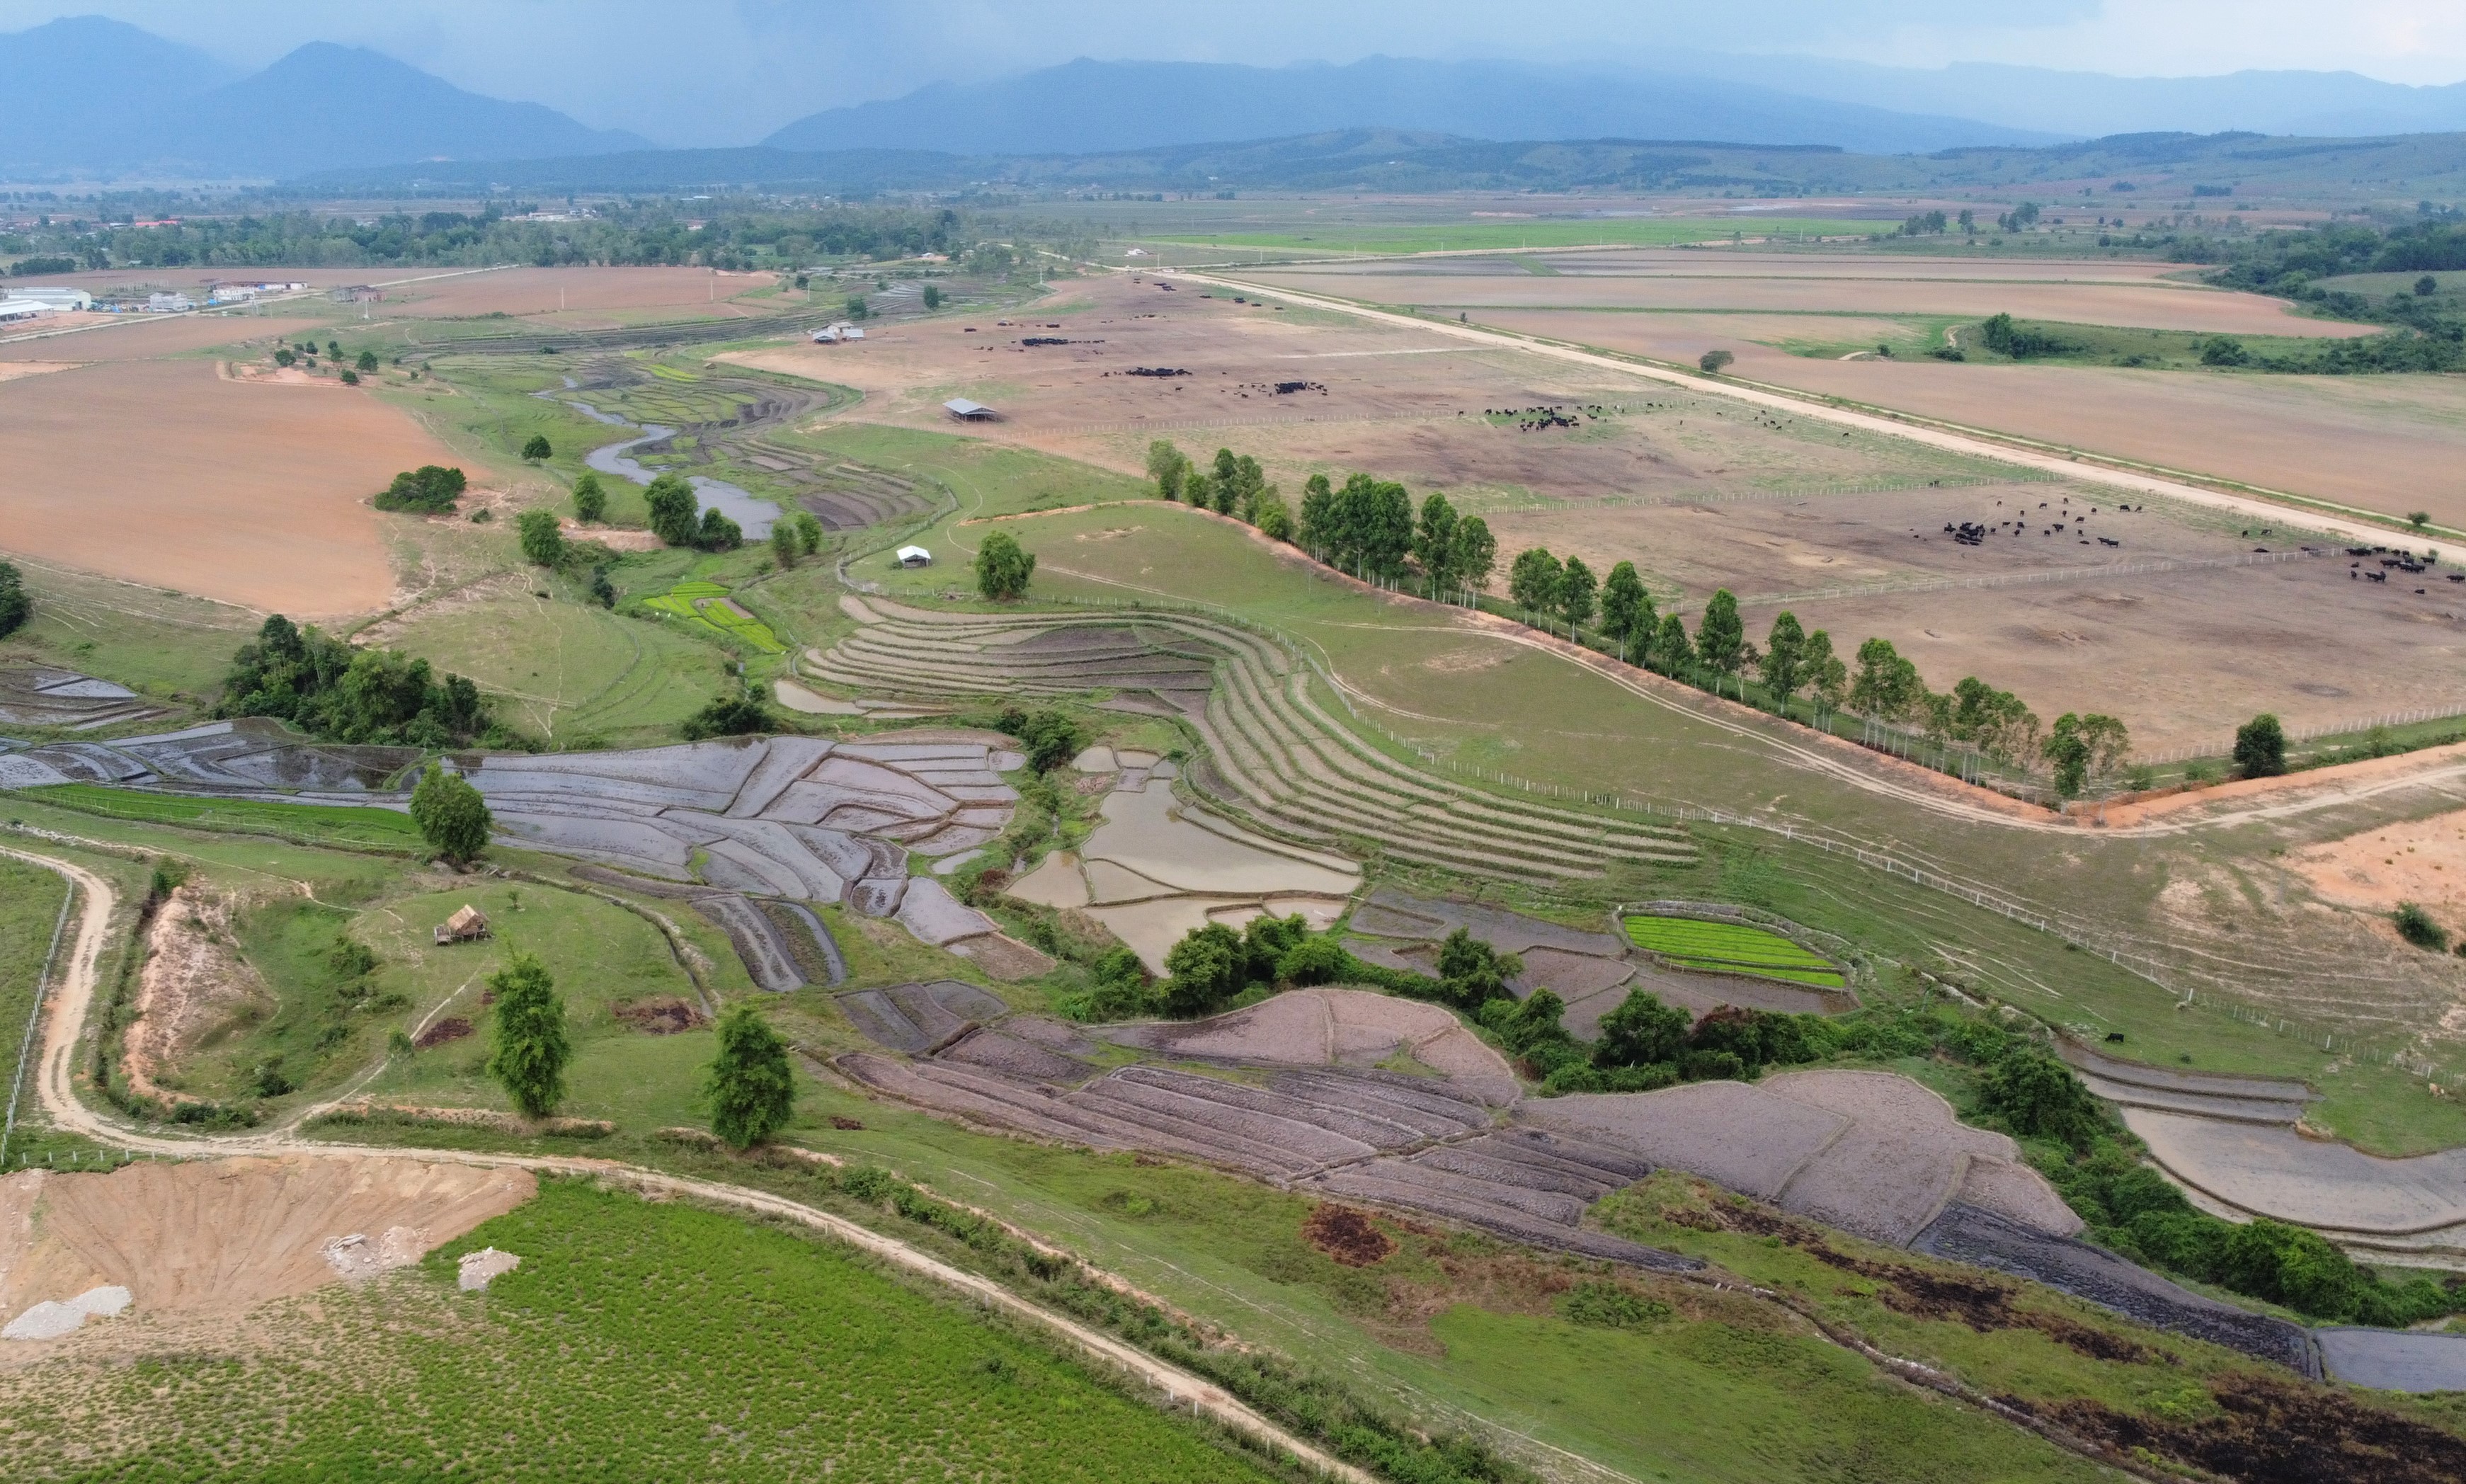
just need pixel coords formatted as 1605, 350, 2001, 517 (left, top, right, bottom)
943, 398, 999, 421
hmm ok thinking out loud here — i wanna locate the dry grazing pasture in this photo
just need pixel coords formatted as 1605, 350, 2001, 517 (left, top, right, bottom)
1247, 257, 2370, 338
377, 265, 788, 324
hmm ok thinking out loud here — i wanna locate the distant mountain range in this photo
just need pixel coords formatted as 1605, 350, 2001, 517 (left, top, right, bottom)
0, 16, 646, 177
760, 57, 2060, 158
8, 16, 2466, 183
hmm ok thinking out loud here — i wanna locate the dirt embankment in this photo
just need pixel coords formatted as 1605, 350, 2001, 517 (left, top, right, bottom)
2289, 804, 2466, 927
0, 1156, 535, 1360
2092, 741, 2466, 830
123, 887, 269, 1107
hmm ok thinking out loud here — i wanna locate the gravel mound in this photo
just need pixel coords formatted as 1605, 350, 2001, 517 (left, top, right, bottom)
456, 1248, 521, 1292
1, 1285, 131, 1341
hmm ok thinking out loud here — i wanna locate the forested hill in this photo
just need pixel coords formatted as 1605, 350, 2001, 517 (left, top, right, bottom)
280, 127, 2466, 205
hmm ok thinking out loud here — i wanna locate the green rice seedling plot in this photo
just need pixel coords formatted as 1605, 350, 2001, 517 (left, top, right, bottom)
15, 784, 424, 850
1149, 217, 1879, 256
0, 1179, 1282, 1483
380, 589, 733, 742
1623, 915, 1846, 986
642, 579, 787, 653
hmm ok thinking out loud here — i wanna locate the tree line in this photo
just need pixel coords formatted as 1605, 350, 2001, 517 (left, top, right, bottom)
1136, 440, 2131, 797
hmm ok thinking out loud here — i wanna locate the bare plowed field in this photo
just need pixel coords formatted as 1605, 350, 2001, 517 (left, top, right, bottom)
0, 357, 439, 615
1248, 266, 2368, 337
383, 266, 780, 321
1333, 250, 2200, 284
0, 315, 322, 363
1456, 311, 2466, 530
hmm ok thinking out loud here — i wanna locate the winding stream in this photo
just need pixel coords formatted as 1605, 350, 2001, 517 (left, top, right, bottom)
537, 386, 781, 537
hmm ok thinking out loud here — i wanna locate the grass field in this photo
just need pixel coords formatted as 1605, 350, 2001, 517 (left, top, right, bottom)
1149, 218, 1881, 256
377, 581, 734, 744
1950, 316, 2401, 370
3, 561, 261, 712
0, 1177, 1281, 1483
17, 784, 426, 850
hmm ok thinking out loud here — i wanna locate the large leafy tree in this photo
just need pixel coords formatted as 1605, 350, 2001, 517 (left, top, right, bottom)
704, 1003, 795, 1148
1451, 517, 1497, 595
222, 615, 491, 747
1694, 589, 1745, 682
1145, 439, 1189, 501
0, 561, 28, 639
1162, 922, 1244, 1017
1849, 637, 1925, 721
1558, 556, 1598, 631
486, 952, 571, 1119
1759, 611, 1805, 705
1413, 493, 1459, 588
1802, 629, 1847, 712
1593, 990, 1691, 1068
1508, 547, 1563, 615
1599, 561, 1654, 651
516, 508, 564, 566
975, 530, 1036, 600
644, 473, 700, 547
410, 763, 492, 864
2234, 712, 2287, 778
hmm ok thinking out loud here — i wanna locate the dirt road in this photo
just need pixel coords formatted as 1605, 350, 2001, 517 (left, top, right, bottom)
0, 843, 1371, 1484
1187, 269, 2411, 547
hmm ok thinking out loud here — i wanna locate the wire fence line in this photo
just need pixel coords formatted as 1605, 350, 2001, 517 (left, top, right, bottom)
2137, 703, 2466, 767
0, 874, 76, 1165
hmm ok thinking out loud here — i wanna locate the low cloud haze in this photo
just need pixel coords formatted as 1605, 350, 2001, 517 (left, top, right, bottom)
3, 0, 2463, 145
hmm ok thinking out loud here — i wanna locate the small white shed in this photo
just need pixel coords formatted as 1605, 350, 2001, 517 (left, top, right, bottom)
896, 546, 932, 568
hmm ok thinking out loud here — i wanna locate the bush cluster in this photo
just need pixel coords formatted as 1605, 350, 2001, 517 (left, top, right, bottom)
218, 614, 503, 748
372, 464, 467, 514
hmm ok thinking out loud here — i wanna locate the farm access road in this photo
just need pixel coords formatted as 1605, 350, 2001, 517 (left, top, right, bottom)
1176, 268, 2412, 548
0, 843, 1374, 1484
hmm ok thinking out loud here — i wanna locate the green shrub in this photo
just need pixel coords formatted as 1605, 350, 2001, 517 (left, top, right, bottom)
2394, 901, 2450, 952
372, 464, 466, 513
1559, 1281, 1672, 1330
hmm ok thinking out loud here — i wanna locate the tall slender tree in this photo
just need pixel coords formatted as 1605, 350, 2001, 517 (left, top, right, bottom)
1508, 548, 1563, 616
1452, 517, 1497, 598
1759, 611, 1806, 710
1599, 561, 1653, 653
486, 952, 571, 1119
704, 1003, 795, 1148
1650, 612, 1694, 676
1558, 556, 1598, 632
1414, 493, 1460, 589
1695, 590, 1745, 685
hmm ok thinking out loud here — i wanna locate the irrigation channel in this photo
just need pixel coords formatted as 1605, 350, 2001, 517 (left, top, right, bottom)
544, 383, 784, 539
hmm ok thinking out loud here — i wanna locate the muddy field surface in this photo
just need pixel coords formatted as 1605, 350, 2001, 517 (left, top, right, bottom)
1454, 308, 2466, 530
2124, 1107, 2466, 1250
0, 355, 436, 615
1248, 260, 2369, 336
0, 1157, 534, 1354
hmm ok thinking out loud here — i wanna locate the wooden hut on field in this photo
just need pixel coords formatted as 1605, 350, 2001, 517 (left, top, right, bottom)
435, 905, 490, 944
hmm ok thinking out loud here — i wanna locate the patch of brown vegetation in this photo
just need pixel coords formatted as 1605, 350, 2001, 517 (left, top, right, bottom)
830, 1115, 866, 1130
1302, 1204, 1398, 1266
613, 996, 705, 1034
412, 1017, 472, 1049
1674, 1195, 2157, 1364
2007, 1375, 2466, 1484
124, 886, 270, 1107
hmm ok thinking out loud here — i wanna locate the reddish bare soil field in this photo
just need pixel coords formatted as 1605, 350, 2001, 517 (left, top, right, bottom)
1449, 309, 2466, 530
0, 316, 322, 363
0, 358, 443, 615
382, 266, 780, 320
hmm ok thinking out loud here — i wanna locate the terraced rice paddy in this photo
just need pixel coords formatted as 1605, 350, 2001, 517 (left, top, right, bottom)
813, 597, 1696, 885
0, 668, 166, 731
1623, 913, 1846, 990
643, 580, 786, 653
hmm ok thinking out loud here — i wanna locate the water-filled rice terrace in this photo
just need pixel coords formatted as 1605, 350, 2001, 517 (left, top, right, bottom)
1623, 914, 1845, 990
643, 580, 784, 653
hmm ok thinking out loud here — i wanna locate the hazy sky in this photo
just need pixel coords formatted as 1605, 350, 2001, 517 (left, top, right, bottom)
9, 0, 2466, 144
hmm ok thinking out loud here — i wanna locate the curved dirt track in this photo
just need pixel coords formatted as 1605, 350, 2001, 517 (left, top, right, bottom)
0, 844, 1371, 1484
